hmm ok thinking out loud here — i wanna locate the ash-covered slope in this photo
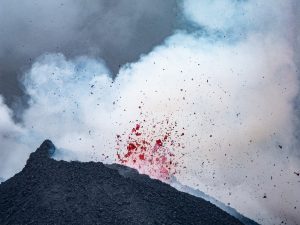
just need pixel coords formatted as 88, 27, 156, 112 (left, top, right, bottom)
0, 140, 245, 225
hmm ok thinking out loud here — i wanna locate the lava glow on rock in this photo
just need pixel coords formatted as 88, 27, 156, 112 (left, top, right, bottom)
115, 118, 186, 181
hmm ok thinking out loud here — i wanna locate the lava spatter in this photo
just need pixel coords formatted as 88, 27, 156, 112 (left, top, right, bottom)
115, 118, 185, 181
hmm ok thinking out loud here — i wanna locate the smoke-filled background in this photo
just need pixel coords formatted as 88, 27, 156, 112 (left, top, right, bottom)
0, 0, 300, 224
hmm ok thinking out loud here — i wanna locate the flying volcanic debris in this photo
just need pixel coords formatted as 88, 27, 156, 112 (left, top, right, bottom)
0, 0, 299, 224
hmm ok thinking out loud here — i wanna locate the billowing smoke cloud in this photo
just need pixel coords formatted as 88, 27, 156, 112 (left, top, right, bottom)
0, 0, 300, 224
0, 0, 177, 107
0, 97, 31, 177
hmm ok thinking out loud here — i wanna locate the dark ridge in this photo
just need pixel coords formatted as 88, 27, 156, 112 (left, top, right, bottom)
170, 179, 260, 225
0, 140, 248, 225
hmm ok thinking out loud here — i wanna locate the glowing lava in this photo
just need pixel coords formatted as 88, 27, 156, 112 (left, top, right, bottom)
116, 118, 185, 181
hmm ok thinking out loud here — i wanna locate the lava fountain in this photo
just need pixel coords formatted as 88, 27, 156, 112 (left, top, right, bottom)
115, 116, 186, 181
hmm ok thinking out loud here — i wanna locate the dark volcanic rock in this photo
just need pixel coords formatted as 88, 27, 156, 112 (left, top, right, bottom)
0, 140, 245, 225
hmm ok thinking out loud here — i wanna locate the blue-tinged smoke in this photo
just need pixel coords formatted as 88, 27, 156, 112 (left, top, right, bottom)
0, 0, 299, 224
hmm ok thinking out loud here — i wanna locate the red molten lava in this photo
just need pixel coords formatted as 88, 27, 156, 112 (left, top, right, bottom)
116, 120, 185, 181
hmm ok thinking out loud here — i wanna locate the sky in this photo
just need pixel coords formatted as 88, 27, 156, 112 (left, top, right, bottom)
0, 0, 300, 224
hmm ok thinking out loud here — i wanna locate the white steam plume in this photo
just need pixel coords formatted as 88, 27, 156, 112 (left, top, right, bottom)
0, 0, 299, 224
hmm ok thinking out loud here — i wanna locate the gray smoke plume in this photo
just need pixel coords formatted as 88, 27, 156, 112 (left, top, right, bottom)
0, 0, 300, 224
0, 0, 178, 108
